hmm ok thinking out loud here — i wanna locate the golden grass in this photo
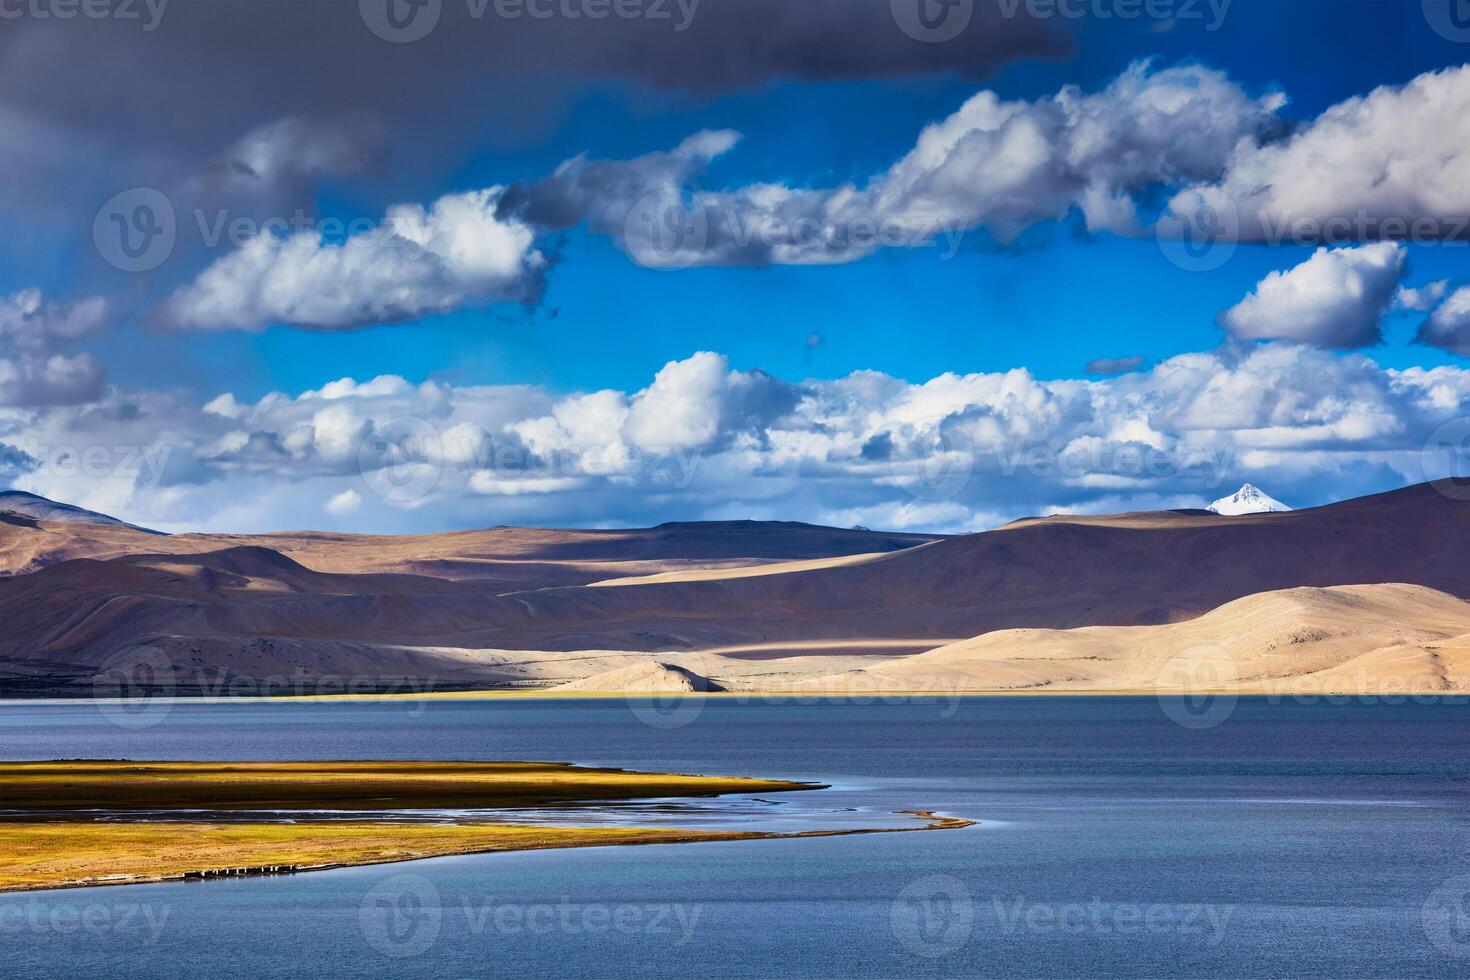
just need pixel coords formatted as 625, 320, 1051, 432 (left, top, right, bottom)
0, 761, 975, 892
0, 810, 975, 893
0, 760, 818, 811
0, 821, 753, 892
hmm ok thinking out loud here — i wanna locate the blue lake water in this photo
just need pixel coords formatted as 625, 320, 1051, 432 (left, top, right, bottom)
2, 696, 1469, 978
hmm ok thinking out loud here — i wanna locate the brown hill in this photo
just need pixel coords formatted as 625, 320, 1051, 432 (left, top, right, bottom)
1, 481, 1467, 692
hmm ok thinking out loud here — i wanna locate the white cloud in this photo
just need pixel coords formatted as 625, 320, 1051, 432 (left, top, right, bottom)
1168, 64, 1470, 242
1417, 286, 1470, 357
516, 61, 1283, 266
6, 346, 1468, 535
162, 188, 545, 332
324, 488, 362, 514
1396, 280, 1450, 312
1218, 243, 1407, 349
0, 290, 107, 352
0, 290, 109, 407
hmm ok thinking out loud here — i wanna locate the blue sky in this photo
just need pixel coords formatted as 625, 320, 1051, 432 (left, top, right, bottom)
3, 1, 1470, 532
52, 2, 1470, 399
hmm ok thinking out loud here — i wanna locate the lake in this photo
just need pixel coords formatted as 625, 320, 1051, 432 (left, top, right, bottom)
2, 695, 1469, 978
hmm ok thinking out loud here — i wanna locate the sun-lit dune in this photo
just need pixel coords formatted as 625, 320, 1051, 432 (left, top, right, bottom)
812, 584, 1470, 694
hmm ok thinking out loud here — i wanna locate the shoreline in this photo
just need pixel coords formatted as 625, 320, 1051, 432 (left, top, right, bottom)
0, 810, 975, 895
6, 687, 1463, 705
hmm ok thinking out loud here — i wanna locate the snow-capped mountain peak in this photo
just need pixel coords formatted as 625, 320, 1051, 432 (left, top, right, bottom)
1207, 484, 1291, 516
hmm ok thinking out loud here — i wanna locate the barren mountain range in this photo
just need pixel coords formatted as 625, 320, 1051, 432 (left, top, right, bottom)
2, 481, 1468, 695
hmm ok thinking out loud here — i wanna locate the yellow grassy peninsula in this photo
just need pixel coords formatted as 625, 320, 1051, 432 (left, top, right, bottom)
0, 761, 973, 893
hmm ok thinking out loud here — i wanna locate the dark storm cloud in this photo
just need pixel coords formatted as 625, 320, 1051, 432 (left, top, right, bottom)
0, 0, 1066, 159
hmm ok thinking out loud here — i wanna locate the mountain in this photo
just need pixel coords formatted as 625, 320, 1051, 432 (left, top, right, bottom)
1208, 483, 1291, 515
1, 481, 1467, 694
0, 490, 158, 532
0, 492, 938, 580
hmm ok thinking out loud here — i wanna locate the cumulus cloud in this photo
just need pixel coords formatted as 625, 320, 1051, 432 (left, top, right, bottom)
1396, 280, 1450, 313
161, 188, 545, 331
0, 290, 108, 352
512, 61, 1285, 266
1167, 64, 1470, 243
0, 290, 109, 408
1218, 243, 1407, 349
197, 115, 381, 198
6, 345, 1469, 534
324, 488, 362, 515
1417, 286, 1470, 357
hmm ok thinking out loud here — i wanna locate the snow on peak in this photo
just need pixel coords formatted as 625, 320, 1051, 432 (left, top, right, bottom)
1207, 484, 1292, 516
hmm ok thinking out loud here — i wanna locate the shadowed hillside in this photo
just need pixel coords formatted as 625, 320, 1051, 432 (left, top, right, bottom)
1, 482, 1467, 691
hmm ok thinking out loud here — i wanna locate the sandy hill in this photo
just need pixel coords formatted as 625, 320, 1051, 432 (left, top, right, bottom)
2, 481, 1468, 693
812, 583, 1470, 694
550, 660, 724, 693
